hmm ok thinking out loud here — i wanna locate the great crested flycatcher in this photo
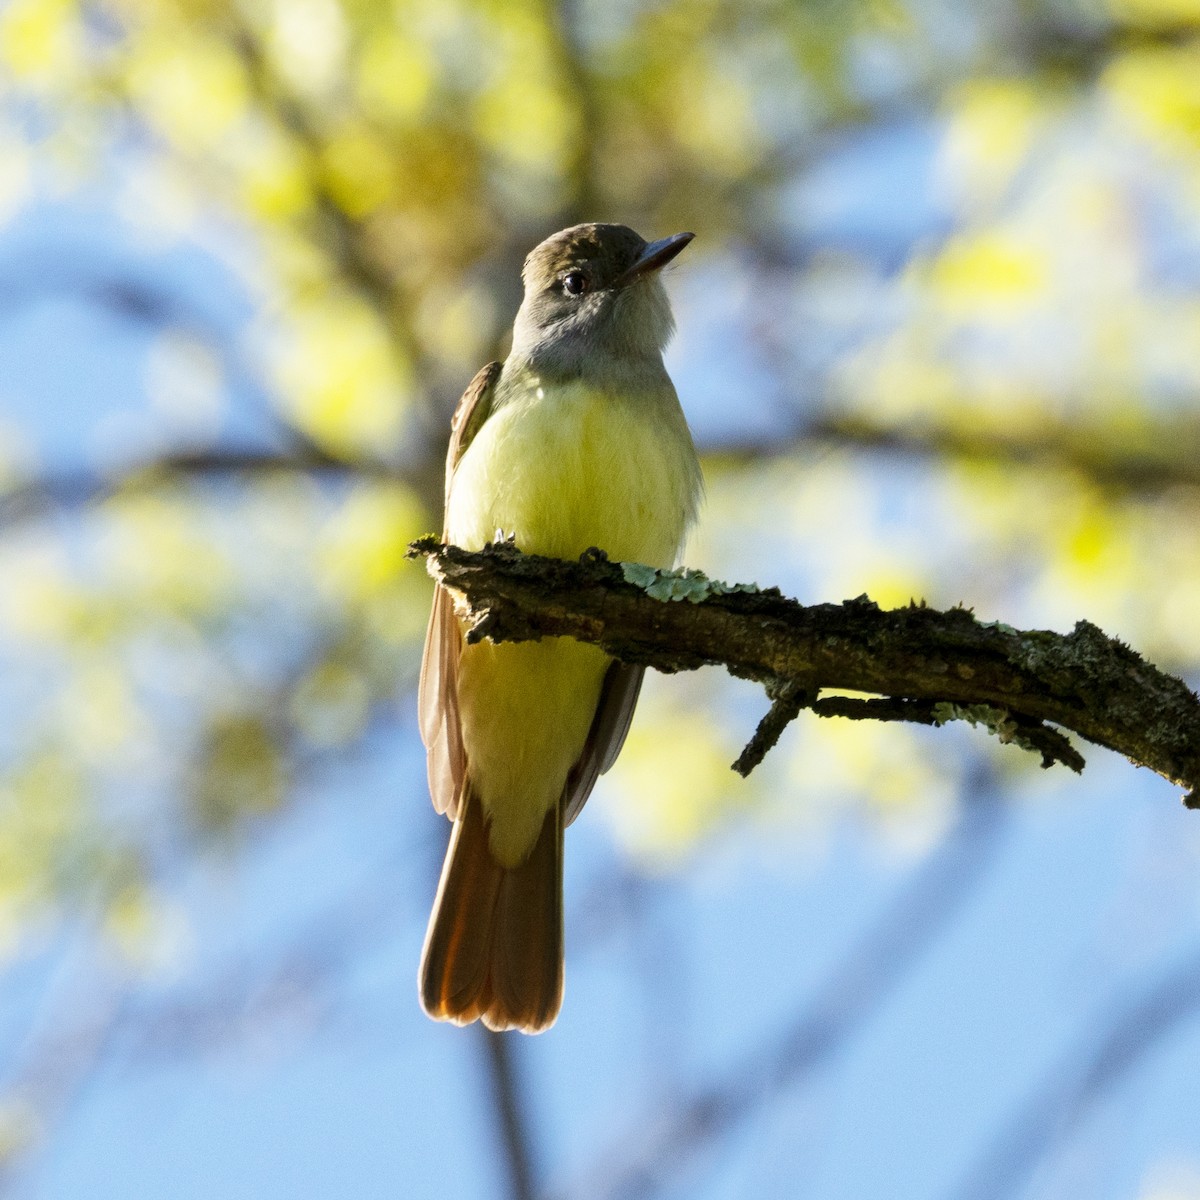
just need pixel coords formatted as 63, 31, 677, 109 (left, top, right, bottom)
418, 223, 703, 1033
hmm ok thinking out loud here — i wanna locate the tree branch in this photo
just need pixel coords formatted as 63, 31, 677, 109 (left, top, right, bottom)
479, 1028, 539, 1200
408, 540, 1200, 803
709, 411, 1200, 497
0, 448, 413, 527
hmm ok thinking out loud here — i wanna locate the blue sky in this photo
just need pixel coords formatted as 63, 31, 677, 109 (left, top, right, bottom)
2, 116, 1200, 1200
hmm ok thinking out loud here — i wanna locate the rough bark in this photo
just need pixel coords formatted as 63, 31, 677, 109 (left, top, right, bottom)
409, 538, 1200, 805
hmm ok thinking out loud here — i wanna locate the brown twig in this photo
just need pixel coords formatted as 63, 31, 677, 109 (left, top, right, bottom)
731, 679, 813, 777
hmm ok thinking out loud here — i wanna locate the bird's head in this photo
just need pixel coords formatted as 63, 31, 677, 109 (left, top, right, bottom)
510, 223, 693, 378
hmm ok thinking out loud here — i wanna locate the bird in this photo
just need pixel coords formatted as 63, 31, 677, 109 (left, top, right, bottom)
418, 223, 703, 1032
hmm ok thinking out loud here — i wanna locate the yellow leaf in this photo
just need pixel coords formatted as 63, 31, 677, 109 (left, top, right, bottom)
125, 33, 250, 151
603, 680, 743, 866
1, 0, 79, 80
1103, 42, 1200, 148
317, 482, 425, 602
927, 230, 1049, 314
356, 28, 436, 123
274, 296, 412, 456
238, 120, 314, 220
1109, 0, 1200, 25
321, 124, 397, 218
940, 77, 1046, 210
267, 0, 347, 96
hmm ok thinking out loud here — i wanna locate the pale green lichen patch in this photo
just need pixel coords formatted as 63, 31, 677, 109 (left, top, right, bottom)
620, 562, 661, 590
620, 563, 760, 603
980, 620, 1019, 636
933, 701, 1059, 760
933, 702, 1016, 739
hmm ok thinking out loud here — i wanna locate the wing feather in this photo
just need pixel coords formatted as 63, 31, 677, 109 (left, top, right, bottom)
418, 361, 502, 819
563, 661, 645, 826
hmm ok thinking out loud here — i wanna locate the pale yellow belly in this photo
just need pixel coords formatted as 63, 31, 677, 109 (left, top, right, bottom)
445, 381, 693, 565
445, 380, 697, 866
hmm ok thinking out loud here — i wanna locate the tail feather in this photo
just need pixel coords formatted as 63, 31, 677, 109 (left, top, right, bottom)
488, 802, 563, 1030
420, 786, 564, 1033
419, 785, 503, 1024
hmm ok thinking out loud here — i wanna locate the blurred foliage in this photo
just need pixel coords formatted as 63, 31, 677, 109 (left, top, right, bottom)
1, 0, 1200, 1076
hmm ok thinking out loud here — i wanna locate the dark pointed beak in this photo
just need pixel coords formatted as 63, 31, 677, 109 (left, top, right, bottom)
614, 231, 694, 287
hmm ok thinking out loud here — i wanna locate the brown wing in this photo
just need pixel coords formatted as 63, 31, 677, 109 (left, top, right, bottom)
418, 361, 502, 819
562, 661, 645, 826
442, 361, 502, 514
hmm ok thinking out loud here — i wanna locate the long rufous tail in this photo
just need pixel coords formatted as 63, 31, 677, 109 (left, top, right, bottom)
419, 785, 563, 1033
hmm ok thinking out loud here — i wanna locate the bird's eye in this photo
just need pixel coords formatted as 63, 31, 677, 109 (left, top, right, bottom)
562, 270, 587, 296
